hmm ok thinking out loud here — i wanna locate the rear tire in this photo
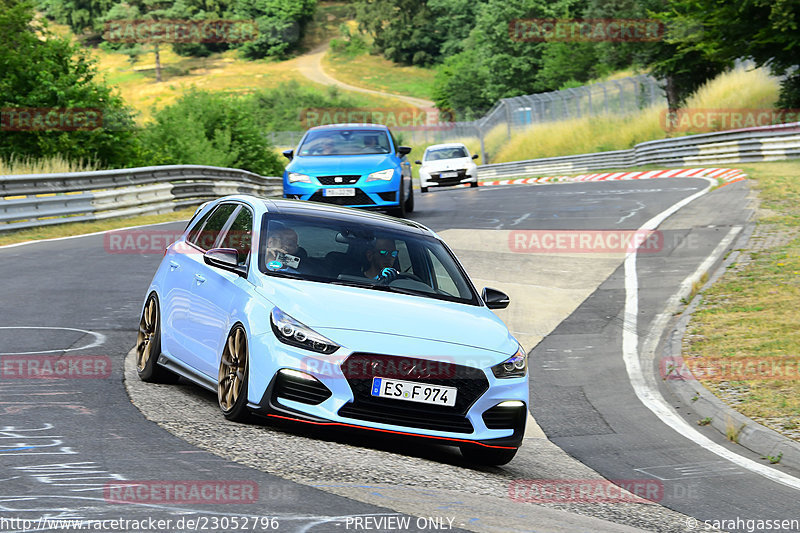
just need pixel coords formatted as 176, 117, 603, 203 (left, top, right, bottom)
459, 444, 518, 466
136, 293, 179, 383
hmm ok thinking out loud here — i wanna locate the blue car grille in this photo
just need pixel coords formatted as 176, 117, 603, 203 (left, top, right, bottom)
316, 175, 361, 185
308, 189, 375, 206
337, 353, 489, 434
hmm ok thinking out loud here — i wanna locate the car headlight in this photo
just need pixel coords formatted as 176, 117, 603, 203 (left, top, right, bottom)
270, 307, 339, 354
366, 169, 394, 181
491, 346, 527, 378
288, 172, 312, 184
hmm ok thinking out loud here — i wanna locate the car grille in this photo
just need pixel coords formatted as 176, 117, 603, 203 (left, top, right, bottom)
482, 403, 525, 429
430, 169, 468, 183
273, 371, 332, 405
308, 189, 375, 206
337, 353, 489, 434
377, 191, 397, 202
316, 175, 361, 185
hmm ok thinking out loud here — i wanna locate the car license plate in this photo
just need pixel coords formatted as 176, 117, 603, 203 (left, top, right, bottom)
441, 171, 459, 178
324, 188, 355, 197
371, 377, 457, 407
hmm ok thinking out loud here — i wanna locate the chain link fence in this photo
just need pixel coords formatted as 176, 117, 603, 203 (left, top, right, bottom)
269, 75, 666, 163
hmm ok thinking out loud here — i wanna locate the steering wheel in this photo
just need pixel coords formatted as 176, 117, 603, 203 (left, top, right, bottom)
394, 272, 424, 283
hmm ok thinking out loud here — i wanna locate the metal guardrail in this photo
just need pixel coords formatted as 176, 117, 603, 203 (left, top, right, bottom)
2, 121, 798, 233
477, 122, 800, 180
0, 165, 281, 232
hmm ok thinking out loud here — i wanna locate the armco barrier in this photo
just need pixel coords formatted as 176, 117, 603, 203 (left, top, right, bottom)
0, 165, 281, 232
478, 121, 800, 180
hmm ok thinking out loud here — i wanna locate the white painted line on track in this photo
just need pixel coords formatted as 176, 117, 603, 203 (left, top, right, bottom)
0, 327, 106, 355
622, 177, 800, 491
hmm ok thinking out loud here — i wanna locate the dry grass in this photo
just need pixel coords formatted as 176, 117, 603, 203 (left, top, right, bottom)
490, 67, 780, 164
685, 161, 800, 422
0, 208, 197, 247
322, 51, 436, 101
0, 155, 102, 176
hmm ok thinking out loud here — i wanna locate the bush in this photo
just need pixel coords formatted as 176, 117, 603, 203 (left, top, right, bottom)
138, 89, 284, 176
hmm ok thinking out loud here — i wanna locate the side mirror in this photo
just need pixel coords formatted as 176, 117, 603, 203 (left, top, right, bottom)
482, 287, 509, 309
414, 160, 422, 165
472, 154, 479, 160
397, 146, 412, 156
204, 248, 246, 277
282, 149, 294, 160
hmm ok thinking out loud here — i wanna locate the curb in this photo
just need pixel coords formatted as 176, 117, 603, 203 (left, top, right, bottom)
475, 167, 747, 188
660, 221, 800, 471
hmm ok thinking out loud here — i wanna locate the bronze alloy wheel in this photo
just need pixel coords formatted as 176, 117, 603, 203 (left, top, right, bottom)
218, 325, 249, 419
136, 296, 159, 372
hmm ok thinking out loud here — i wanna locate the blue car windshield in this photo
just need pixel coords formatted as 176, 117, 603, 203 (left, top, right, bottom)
259, 214, 478, 305
297, 129, 392, 156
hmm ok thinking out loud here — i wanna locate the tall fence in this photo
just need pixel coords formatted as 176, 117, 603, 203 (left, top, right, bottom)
270, 75, 666, 162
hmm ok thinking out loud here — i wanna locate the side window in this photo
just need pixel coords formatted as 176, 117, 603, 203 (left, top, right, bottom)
186, 208, 212, 244
189, 203, 237, 251
395, 240, 411, 272
427, 249, 459, 297
219, 207, 253, 265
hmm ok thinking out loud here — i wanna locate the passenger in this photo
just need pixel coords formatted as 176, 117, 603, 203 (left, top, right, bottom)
265, 226, 300, 267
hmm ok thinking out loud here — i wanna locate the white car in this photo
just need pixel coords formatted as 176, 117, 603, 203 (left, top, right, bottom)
415, 143, 479, 193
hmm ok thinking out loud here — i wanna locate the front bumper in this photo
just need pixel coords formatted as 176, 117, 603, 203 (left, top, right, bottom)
420, 168, 477, 188
246, 339, 528, 449
283, 179, 401, 209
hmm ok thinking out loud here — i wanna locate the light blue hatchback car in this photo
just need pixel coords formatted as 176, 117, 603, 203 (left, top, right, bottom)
282, 124, 415, 217
136, 195, 528, 465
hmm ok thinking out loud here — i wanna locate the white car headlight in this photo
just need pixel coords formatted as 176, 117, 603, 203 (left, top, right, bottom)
366, 169, 395, 182
491, 345, 527, 378
270, 307, 339, 354
288, 172, 312, 184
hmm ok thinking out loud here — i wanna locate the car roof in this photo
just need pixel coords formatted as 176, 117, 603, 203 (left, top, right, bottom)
425, 143, 468, 150
307, 123, 391, 132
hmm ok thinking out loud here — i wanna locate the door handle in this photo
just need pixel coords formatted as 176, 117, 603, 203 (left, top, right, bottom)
194, 274, 206, 284
169, 261, 179, 270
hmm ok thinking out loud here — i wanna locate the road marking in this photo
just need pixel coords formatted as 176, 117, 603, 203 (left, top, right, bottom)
622, 177, 800, 491
0, 326, 105, 355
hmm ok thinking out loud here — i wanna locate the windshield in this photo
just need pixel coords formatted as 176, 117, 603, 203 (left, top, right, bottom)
258, 214, 477, 304
297, 129, 392, 156
424, 147, 468, 161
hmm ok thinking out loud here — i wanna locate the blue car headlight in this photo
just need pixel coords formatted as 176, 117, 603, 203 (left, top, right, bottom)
288, 172, 312, 184
270, 307, 339, 354
366, 169, 394, 182
491, 345, 527, 379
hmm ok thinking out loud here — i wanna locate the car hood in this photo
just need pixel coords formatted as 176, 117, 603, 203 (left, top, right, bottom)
287, 154, 398, 176
255, 278, 516, 356
421, 158, 474, 172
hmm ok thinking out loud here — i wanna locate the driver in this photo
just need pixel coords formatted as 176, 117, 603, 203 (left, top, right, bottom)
363, 238, 398, 281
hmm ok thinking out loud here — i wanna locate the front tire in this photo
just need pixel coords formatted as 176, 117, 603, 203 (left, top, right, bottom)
459, 444, 518, 466
390, 180, 407, 218
470, 181, 479, 188
218, 324, 251, 422
136, 293, 179, 383
405, 183, 414, 213
420, 186, 429, 193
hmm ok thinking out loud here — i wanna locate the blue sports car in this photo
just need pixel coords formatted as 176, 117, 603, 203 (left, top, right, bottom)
136, 196, 528, 465
281, 124, 415, 218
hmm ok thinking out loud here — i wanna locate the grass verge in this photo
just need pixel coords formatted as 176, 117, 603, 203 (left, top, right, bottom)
0, 208, 197, 247
322, 50, 436, 101
682, 160, 800, 441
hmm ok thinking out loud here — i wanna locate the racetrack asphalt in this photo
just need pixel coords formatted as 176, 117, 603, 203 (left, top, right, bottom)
2, 177, 798, 532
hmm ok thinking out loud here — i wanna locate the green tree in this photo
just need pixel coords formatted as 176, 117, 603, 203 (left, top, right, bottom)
233, 0, 316, 59
0, 0, 138, 167
138, 89, 284, 175
35, 0, 113, 37
656, 0, 800, 107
